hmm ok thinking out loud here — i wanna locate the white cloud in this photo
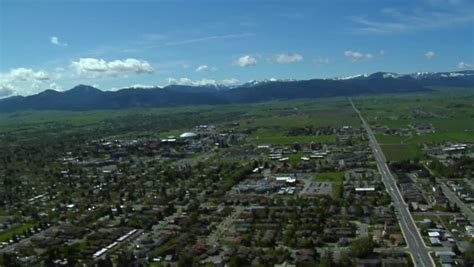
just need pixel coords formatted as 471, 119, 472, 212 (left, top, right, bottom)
458, 62, 473, 69
351, 3, 474, 34
275, 53, 304, 63
71, 58, 154, 77
424, 51, 436, 60
126, 84, 160, 89
313, 58, 331, 65
222, 78, 240, 85
0, 68, 52, 97
167, 77, 217, 86
109, 84, 162, 91
195, 64, 218, 72
344, 50, 374, 61
235, 55, 257, 67
0, 84, 14, 98
50, 36, 68, 46
48, 82, 63, 91
166, 33, 254, 46
379, 49, 386, 56
7, 68, 50, 81
167, 77, 240, 86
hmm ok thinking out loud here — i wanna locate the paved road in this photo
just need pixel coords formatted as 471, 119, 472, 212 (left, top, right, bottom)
350, 99, 434, 267
358, 223, 369, 238
207, 206, 244, 246
439, 182, 474, 224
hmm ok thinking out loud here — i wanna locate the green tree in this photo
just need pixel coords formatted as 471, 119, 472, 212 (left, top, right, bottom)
339, 252, 352, 267
97, 256, 113, 267
319, 258, 332, 267
350, 237, 375, 258
178, 255, 194, 267
464, 242, 474, 266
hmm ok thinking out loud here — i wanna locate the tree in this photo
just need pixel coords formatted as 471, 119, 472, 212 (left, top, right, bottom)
464, 242, 474, 266
178, 254, 194, 267
2, 253, 19, 267
350, 237, 375, 258
44, 247, 58, 267
339, 252, 352, 267
319, 258, 332, 267
97, 256, 113, 267
229, 256, 242, 267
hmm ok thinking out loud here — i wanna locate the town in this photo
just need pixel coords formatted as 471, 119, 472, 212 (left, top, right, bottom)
0, 96, 473, 267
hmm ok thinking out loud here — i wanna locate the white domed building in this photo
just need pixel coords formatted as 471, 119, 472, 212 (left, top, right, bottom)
179, 132, 198, 139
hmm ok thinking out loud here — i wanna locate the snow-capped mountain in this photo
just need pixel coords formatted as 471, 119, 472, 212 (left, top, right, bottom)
241, 78, 297, 87
330, 70, 474, 82
0, 70, 472, 112
333, 74, 369, 80
410, 70, 474, 79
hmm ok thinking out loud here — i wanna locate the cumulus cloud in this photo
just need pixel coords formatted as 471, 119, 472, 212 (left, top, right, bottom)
344, 50, 374, 61
71, 58, 154, 77
424, 51, 436, 60
275, 53, 304, 63
109, 84, 162, 91
7, 68, 50, 81
0, 68, 52, 97
195, 64, 218, 72
222, 78, 240, 85
50, 36, 67, 46
0, 85, 14, 98
313, 58, 331, 65
126, 84, 160, 89
167, 77, 217, 86
48, 82, 62, 91
167, 77, 240, 86
235, 55, 257, 67
458, 62, 473, 69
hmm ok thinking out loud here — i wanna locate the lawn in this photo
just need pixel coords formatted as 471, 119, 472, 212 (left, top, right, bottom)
314, 171, 345, 182
0, 97, 358, 147
381, 144, 425, 162
357, 89, 474, 163
253, 135, 337, 145
315, 171, 345, 198
0, 223, 36, 242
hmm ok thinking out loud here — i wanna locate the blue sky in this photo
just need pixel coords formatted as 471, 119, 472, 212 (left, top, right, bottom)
0, 0, 473, 97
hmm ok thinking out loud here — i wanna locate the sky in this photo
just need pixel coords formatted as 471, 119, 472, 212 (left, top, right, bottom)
0, 0, 473, 97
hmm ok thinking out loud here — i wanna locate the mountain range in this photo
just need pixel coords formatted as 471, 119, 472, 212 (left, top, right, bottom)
0, 70, 472, 112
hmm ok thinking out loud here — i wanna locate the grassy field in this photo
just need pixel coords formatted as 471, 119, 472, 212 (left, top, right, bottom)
253, 135, 337, 145
240, 98, 358, 145
380, 144, 425, 162
0, 224, 35, 242
0, 97, 360, 147
351, 87, 474, 161
315, 171, 345, 198
1, 87, 472, 159
314, 171, 345, 182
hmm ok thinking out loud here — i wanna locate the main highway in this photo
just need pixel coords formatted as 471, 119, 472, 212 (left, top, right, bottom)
350, 99, 434, 267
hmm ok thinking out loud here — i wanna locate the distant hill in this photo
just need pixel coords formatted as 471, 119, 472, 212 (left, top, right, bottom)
0, 70, 472, 112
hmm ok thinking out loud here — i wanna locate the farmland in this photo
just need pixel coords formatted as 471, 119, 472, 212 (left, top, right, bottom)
353, 87, 474, 161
